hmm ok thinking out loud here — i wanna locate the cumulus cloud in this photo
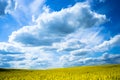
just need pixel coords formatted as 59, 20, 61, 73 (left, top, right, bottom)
0, 1, 119, 69
60, 53, 120, 67
70, 34, 120, 57
71, 49, 91, 56
7, 0, 45, 26
0, 42, 20, 51
93, 34, 120, 52
84, 53, 120, 65
1, 2, 107, 69
60, 34, 120, 67
0, 42, 55, 68
9, 2, 106, 46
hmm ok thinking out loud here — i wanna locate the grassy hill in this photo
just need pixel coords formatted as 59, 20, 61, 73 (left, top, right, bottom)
0, 64, 120, 80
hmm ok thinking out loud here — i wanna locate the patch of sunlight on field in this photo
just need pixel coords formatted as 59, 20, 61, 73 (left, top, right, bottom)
0, 64, 120, 80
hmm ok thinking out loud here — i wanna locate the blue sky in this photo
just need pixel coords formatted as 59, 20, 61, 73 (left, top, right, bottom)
0, 0, 120, 69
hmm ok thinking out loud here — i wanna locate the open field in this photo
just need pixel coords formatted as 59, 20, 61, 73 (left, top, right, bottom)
0, 64, 120, 80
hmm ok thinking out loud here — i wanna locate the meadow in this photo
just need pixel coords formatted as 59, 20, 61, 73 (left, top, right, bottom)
0, 64, 120, 80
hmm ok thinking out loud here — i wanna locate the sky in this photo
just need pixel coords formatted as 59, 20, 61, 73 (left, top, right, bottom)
0, 0, 120, 69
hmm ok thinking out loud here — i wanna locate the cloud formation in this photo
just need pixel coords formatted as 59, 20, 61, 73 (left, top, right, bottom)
0, 0, 16, 15
9, 2, 106, 46
0, 1, 120, 69
60, 34, 120, 67
61, 53, 120, 67
93, 34, 120, 52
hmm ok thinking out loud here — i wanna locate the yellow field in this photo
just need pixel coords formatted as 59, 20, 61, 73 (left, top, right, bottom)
0, 64, 120, 80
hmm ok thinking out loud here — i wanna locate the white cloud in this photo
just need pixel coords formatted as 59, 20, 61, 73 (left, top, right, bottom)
0, 42, 23, 54
60, 53, 120, 67
7, 0, 45, 26
29, 0, 45, 15
0, 0, 16, 15
69, 34, 120, 57
60, 34, 120, 67
71, 48, 91, 56
5, 0, 16, 14
1, 2, 107, 68
0, 42, 56, 68
93, 34, 120, 52
2, 1, 120, 69
52, 27, 104, 53
9, 2, 106, 47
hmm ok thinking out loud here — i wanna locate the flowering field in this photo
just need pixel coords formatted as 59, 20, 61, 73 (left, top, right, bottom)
0, 64, 120, 80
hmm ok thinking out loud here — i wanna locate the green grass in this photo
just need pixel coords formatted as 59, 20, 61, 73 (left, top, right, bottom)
0, 64, 120, 80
